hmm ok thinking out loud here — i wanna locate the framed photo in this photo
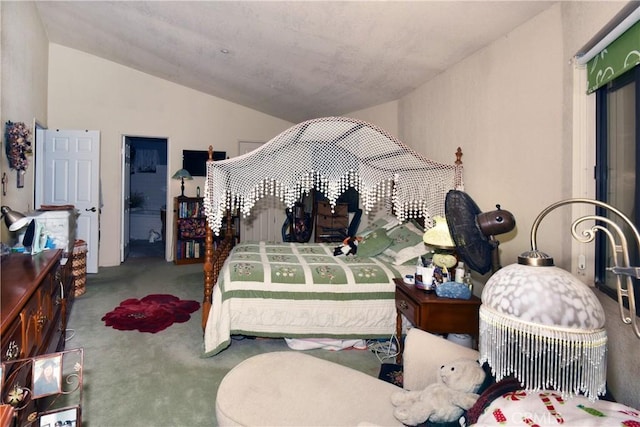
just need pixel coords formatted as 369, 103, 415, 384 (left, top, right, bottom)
39, 407, 78, 427
32, 354, 62, 398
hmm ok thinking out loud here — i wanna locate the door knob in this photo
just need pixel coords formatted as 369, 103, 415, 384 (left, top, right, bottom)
86, 207, 97, 212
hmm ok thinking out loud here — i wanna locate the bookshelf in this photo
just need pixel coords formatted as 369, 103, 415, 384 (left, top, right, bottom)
173, 196, 207, 264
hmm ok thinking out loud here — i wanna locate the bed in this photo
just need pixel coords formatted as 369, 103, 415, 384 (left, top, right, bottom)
201, 117, 464, 356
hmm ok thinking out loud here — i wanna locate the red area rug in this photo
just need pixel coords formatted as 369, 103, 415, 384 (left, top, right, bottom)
102, 294, 200, 333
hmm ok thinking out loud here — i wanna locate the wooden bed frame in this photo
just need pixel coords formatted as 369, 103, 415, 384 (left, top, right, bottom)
201, 145, 463, 330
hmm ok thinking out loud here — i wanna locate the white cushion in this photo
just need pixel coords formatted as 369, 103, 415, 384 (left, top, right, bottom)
216, 351, 403, 426
403, 329, 479, 391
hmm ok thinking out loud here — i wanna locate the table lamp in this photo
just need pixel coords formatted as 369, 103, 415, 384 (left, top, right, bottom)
1, 205, 31, 231
172, 169, 193, 197
479, 198, 639, 401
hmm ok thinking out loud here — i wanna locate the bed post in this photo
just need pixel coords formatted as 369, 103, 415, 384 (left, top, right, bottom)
454, 147, 463, 189
455, 147, 463, 165
203, 146, 215, 331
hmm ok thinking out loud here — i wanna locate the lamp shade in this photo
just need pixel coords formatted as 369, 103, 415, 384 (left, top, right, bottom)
479, 262, 607, 400
172, 169, 193, 197
172, 169, 193, 180
422, 215, 455, 249
1, 206, 31, 231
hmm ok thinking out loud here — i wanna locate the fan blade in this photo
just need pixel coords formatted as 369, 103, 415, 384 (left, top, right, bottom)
445, 190, 494, 275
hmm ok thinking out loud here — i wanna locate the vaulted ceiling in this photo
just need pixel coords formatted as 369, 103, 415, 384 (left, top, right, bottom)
35, 1, 554, 123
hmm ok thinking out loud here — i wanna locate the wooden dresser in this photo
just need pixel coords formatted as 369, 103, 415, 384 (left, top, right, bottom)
314, 201, 349, 242
1, 249, 74, 364
1, 250, 75, 425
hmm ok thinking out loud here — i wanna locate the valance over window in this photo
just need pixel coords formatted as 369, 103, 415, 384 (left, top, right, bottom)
578, 5, 640, 93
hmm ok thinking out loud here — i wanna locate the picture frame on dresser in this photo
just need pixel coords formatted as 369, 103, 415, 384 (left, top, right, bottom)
32, 355, 62, 398
39, 406, 79, 427
0, 349, 83, 427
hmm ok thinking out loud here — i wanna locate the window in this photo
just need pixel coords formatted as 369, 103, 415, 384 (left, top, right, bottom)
594, 65, 640, 316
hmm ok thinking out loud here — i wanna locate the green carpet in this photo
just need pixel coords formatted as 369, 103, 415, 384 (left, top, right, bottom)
66, 258, 385, 426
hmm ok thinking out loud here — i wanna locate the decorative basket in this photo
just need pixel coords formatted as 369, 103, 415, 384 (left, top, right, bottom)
72, 240, 87, 297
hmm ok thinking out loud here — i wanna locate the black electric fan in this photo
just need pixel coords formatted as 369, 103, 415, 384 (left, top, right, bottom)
445, 190, 516, 275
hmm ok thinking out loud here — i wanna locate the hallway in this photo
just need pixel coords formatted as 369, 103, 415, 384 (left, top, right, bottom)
128, 239, 165, 259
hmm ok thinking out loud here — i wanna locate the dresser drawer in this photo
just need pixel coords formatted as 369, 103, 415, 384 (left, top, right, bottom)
315, 202, 349, 242
316, 215, 349, 229
0, 294, 40, 362
316, 201, 347, 217
1, 320, 23, 362
38, 274, 58, 337
21, 291, 43, 358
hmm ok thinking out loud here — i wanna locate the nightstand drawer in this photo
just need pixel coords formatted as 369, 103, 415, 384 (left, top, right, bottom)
396, 290, 418, 323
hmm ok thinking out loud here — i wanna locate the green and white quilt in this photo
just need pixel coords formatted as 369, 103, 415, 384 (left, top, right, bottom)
203, 242, 401, 356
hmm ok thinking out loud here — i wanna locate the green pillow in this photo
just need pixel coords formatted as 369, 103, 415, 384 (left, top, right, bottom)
358, 215, 401, 237
357, 229, 393, 257
382, 221, 426, 264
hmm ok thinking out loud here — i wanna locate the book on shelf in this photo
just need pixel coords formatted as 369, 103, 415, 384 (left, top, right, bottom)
178, 200, 204, 218
178, 240, 203, 259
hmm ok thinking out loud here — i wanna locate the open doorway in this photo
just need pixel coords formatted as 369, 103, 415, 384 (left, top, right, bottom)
123, 136, 168, 260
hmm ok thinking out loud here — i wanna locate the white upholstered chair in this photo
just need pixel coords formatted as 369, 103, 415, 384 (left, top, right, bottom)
215, 329, 479, 426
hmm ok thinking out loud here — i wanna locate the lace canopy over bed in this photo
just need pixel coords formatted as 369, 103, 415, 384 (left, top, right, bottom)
204, 116, 463, 236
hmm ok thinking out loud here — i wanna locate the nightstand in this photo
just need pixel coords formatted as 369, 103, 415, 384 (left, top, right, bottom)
394, 277, 481, 363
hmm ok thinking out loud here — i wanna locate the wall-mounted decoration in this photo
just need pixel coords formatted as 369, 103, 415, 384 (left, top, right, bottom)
5, 121, 32, 187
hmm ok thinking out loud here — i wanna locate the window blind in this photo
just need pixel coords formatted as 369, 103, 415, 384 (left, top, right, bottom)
577, 5, 640, 93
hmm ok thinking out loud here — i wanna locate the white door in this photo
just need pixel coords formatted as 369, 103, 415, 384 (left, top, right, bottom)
35, 130, 101, 273
121, 138, 131, 262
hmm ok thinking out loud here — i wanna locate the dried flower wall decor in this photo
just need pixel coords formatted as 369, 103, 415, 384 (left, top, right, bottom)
5, 121, 32, 188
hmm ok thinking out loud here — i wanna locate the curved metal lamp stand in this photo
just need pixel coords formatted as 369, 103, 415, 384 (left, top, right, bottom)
524, 198, 640, 339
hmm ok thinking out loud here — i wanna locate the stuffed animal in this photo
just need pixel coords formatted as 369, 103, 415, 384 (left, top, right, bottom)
333, 236, 361, 256
390, 358, 486, 426
148, 229, 162, 243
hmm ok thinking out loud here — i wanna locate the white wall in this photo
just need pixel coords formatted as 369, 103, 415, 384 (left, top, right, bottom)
400, 5, 566, 275
0, 1, 48, 243
47, 44, 292, 266
347, 100, 400, 138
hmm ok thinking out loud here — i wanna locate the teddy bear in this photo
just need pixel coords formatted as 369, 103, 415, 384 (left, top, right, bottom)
390, 358, 486, 426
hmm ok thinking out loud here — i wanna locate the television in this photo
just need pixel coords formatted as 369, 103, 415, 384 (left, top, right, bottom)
182, 150, 226, 177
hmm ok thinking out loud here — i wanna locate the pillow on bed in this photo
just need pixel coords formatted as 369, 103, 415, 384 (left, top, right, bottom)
358, 215, 401, 237
357, 228, 393, 257
381, 221, 426, 265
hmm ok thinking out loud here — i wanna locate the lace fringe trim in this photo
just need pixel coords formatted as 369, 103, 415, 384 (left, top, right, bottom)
479, 306, 608, 401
